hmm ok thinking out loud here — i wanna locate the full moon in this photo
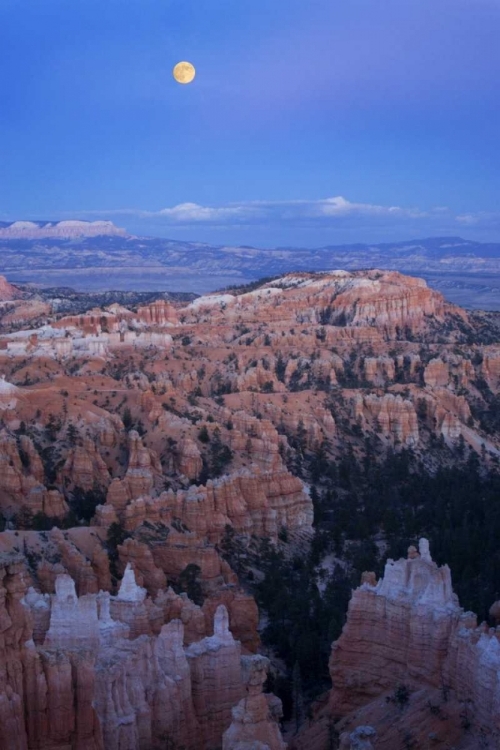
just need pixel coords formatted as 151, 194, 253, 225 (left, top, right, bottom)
173, 61, 196, 84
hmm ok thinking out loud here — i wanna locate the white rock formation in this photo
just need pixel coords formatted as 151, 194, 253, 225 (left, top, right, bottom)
116, 562, 147, 603
44, 574, 100, 650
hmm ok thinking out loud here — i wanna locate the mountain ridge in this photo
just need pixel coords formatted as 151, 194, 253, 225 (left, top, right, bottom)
2, 224, 500, 307
0, 219, 126, 239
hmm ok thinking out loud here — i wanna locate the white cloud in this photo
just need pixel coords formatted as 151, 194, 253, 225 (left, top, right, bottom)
68, 197, 499, 232
456, 214, 479, 225
456, 211, 500, 227
157, 202, 251, 222
81, 196, 439, 225
310, 196, 428, 219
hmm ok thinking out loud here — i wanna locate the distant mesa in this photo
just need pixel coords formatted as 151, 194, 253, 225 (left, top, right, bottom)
0, 220, 127, 240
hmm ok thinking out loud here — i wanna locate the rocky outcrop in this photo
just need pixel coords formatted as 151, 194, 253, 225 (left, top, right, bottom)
329, 539, 459, 713
223, 654, 286, 750
424, 357, 449, 387
0, 432, 68, 519
482, 348, 500, 392
61, 437, 111, 491
339, 727, 376, 750
323, 539, 500, 746
336, 272, 449, 334
136, 300, 179, 326
418, 389, 473, 443
0, 299, 52, 328
0, 558, 32, 750
186, 605, 245, 748
101, 467, 313, 544
353, 393, 419, 447
174, 436, 203, 480
0, 276, 21, 301
53, 309, 122, 335
44, 574, 101, 649
106, 430, 163, 508
0, 560, 276, 750
363, 356, 395, 386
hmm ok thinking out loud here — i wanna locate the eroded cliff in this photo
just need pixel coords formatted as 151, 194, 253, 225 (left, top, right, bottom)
0, 560, 285, 750
292, 540, 500, 749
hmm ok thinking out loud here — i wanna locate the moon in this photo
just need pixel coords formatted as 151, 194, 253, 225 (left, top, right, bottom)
173, 61, 196, 84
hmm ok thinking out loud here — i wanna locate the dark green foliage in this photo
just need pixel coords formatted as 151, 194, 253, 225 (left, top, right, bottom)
254, 438, 500, 714
18, 445, 31, 470
219, 525, 248, 578
292, 661, 305, 733
31, 512, 55, 531
106, 522, 131, 584
288, 362, 311, 392
45, 414, 62, 442
334, 310, 347, 326
171, 517, 189, 533
204, 428, 233, 478
12, 508, 35, 529
135, 419, 147, 437
198, 425, 210, 443
278, 526, 289, 543
275, 353, 287, 383
316, 448, 500, 621
217, 277, 280, 295
175, 563, 204, 606
416, 398, 428, 421
70, 486, 106, 522
255, 539, 352, 697
157, 732, 187, 750
470, 392, 500, 435
391, 684, 410, 708
12, 508, 76, 531
122, 407, 133, 431
67, 423, 78, 445
318, 306, 334, 325
107, 521, 130, 550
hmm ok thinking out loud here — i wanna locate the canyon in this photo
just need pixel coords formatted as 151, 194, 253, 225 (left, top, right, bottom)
0, 267, 499, 748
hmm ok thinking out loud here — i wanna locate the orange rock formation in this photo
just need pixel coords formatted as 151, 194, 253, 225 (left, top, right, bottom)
0, 560, 286, 750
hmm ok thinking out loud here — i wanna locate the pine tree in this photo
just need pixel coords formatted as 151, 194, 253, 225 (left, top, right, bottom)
292, 661, 305, 733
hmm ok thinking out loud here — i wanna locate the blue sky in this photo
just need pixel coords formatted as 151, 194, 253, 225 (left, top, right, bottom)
1, 0, 499, 246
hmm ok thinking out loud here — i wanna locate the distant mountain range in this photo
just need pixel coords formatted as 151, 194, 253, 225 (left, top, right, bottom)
1, 221, 500, 308
0, 219, 126, 239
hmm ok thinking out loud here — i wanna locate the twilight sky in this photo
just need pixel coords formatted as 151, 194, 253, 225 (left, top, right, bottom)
1, 0, 499, 247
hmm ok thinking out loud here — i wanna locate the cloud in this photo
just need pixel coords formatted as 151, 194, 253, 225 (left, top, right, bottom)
310, 196, 428, 220
76, 196, 444, 227
68, 197, 500, 237
157, 202, 253, 222
456, 211, 500, 227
